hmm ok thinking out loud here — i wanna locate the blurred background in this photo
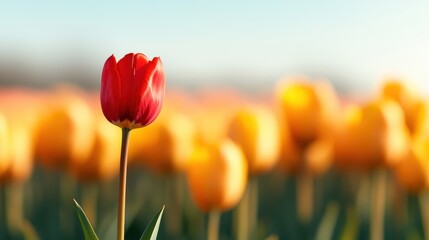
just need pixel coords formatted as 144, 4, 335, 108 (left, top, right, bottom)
2, 1, 429, 240
2, 1, 429, 93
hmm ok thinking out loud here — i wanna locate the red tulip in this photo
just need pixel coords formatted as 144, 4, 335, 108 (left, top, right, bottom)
100, 53, 165, 129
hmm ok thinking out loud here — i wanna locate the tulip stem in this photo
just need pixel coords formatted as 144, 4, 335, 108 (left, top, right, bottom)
419, 191, 429, 240
249, 178, 259, 238
370, 170, 386, 240
236, 185, 249, 240
117, 128, 130, 240
208, 210, 221, 240
297, 170, 313, 223
5, 183, 24, 234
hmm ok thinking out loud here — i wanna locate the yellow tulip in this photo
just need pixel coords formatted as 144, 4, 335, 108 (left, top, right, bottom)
33, 91, 95, 170
334, 99, 410, 170
227, 105, 280, 175
276, 78, 340, 147
186, 139, 248, 212
68, 115, 121, 182
128, 105, 196, 174
0, 90, 44, 184
394, 135, 429, 192
381, 79, 424, 134
0, 122, 33, 184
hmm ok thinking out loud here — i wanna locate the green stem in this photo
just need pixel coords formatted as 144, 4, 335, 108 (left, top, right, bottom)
419, 191, 429, 240
370, 170, 386, 240
117, 128, 130, 240
297, 170, 313, 223
207, 210, 221, 240
6, 183, 24, 234
249, 178, 258, 238
236, 185, 249, 240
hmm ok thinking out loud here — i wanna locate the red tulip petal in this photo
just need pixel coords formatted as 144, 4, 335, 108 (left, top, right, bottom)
128, 53, 150, 125
100, 54, 121, 124
116, 53, 136, 121
134, 53, 150, 71
135, 57, 165, 126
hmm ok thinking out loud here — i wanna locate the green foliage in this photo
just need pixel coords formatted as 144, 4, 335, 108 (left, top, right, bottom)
74, 199, 164, 240
139, 206, 165, 240
74, 199, 99, 240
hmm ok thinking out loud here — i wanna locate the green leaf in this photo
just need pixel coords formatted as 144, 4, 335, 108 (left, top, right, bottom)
73, 199, 100, 240
139, 205, 165, 240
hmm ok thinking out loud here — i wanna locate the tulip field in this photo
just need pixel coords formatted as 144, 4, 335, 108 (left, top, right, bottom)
1, 76, 429, 240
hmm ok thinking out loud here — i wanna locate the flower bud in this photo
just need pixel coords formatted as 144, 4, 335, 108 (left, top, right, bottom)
128, 106, 196, 174
227, 105, 280, 176
0, 122, 33, 184
186, 140, 248, 212
381, 79, 422, 133
276, 78, 340, 147
33, 92, 95, 170
68, 115, 121, 182
334, 99, 410, 170
394, 135, 429, 192
100, 53, 165, 129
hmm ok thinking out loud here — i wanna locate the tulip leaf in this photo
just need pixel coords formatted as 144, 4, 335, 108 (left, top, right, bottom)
139, 205, 165, 240
74, 199, 100, 240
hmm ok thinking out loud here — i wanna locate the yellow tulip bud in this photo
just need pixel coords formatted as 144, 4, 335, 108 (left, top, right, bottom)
227, 105, 280, 175
334, 99, 410, 170
186, 140, 248, 212
394, 135, 429, 192
34, 92, 95, 170
0, 122, 33, 184
0, 90, 44, 184
128, 106, 196, 174
381, 79, 423, 133
68, 116, 121, 182
276, 79, 339, 147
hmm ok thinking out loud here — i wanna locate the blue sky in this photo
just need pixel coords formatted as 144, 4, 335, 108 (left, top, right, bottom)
1, 1, 429, 94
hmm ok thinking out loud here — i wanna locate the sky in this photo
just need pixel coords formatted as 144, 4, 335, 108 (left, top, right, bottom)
1, 1, 429, 94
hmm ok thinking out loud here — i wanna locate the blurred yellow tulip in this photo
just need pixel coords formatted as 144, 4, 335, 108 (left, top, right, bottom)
276, 78, 340, 147
334, 99, 410, 170
128, 105, 197, 174
381, 79, 425, 134
0, 89, 44, 184
68, 115, 121, 182
394, 135, 429, 193
33, 91, 95, 171
186, 139, 248, 212
227, 105, 280, 175
0, 122, 33, 184
408, 100, 429, 136
275, 78, 339, 175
